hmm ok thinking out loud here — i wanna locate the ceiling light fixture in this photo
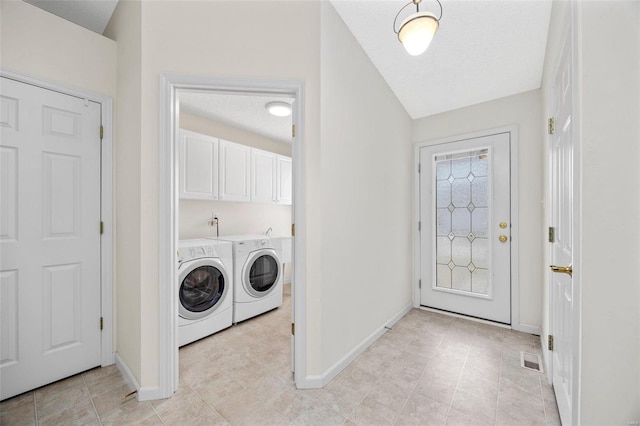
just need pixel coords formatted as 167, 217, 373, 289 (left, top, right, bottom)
393, 0, 442, 56
265, 101, 292, 117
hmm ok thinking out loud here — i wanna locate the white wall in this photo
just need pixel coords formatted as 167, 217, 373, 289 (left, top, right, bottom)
413, 90, 544, 332
320, 3, 414, 374
0, 1, 117, 96
106, 0, 322, 388
577, 1, 640, 423
104, 0, 144, 382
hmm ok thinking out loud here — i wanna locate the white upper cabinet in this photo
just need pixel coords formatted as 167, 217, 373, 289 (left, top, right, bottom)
251, 148, 277, 203
178, 129, 291, 205
179, 129, 218, 200
276, 155, 292, 205
219, 139, 251, 202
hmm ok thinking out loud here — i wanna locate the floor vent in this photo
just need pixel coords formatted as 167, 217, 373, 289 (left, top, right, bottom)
520, 352, 543, 373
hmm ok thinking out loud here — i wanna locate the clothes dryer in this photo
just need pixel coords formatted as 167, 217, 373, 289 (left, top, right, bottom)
177, 239, 233, 346
213, 235, 283, 323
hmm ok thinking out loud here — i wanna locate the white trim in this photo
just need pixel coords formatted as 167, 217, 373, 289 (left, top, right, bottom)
570, 1, 582, 423
414, 125, 520, 327
159, 75, 307, 398
0, 68, 115, 368
115, 353, 140, 395
321, 303, 412, 386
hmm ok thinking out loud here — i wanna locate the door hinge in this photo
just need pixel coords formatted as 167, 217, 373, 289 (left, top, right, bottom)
418, 163, 421, 173
100, 125, 104, 140
548, 117, 555, 135
292, 124, 296, 138
291, 323, 295, 335
418, 221, 421, 232
548, 226, 555, 243
291, 223, 295, 237
100, 317, 104, 331
548, 334, 554, 351
419, 279, 422, 289
100, 221, 104, 235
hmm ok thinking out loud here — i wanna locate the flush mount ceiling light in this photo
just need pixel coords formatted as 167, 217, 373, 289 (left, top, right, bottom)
393, 0, 442, 56
265, 101, 292, 117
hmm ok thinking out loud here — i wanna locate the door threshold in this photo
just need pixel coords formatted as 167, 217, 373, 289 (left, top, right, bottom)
419, 306, 511, 329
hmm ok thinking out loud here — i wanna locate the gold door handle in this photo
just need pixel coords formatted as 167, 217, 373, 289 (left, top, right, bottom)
498, 235, 508, 243
550, 264, 572, 277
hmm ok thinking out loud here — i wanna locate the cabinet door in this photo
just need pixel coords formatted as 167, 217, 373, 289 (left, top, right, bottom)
251, 148, 277, 203
179, 129, 218, 200
219, 139, 251, 202
276, 155, 292, 205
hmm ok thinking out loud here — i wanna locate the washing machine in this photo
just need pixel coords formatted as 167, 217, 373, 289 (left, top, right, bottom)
177, 238, 233, 346
213, 235, 283, 323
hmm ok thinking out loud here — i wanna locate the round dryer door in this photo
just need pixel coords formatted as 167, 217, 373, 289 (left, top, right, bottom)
244, 251, 280, 297
179, 258, 227, 320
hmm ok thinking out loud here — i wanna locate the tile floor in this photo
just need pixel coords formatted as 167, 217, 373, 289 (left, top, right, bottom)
0, 286, 560, 425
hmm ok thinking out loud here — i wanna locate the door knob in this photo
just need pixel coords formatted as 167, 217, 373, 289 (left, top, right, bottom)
499, 222, 508, 229
498, 235, 508, 243
550, 264, 572, 277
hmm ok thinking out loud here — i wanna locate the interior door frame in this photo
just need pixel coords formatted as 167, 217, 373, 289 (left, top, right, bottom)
0, 68, 115, 367
413, 125, 523, 330
545, 1, 582, 423
158, 75, 308, 399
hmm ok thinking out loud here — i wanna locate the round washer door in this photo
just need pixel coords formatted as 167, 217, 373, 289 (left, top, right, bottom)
178, 257, 228, 320
242, 249, 281, 298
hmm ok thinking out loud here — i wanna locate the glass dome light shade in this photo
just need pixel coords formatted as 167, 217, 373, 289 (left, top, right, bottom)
398, 11, 439, 56
266, 101, 292, 117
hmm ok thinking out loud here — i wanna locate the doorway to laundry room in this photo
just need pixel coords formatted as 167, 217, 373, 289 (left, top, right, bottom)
170, 84, 300, 417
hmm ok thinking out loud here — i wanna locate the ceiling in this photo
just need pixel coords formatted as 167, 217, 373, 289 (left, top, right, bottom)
25, 0, 552, 136
178, 92, 294, 145
24, 0, 118, 34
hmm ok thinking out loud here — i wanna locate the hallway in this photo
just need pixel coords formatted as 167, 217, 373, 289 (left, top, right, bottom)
0, 287, 559, 425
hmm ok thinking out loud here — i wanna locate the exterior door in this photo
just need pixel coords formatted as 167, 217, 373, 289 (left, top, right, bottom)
419, 133, 511, 324
549, 25, 575, 426
0, 77, 102, 400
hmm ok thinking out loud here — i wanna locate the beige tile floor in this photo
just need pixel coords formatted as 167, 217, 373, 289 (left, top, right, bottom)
0, 286, 560, 425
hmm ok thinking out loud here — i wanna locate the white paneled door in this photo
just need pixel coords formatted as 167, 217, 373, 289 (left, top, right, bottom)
419, 133, 511, 324
0, 77, 102, 400
550, 26, 575, 426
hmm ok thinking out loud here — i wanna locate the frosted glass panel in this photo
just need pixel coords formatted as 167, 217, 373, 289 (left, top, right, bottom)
435, 150, 490, 295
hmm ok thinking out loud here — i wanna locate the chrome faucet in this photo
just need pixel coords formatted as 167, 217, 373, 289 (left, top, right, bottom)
265, 227, 273, 237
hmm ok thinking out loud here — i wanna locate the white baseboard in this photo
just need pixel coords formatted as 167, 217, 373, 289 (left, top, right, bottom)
513, 323, 541, 335
297, 375, 323, 389
114, 353, 140, 397
137, 386, 165, 401
320, 303, 413, 386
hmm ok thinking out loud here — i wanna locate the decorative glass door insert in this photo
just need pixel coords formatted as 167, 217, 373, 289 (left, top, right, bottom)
435, 149, 490, 296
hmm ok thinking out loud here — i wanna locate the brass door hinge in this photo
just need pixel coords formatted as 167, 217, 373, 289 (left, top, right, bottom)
548, 226, 555, 243
548, 117, 555, 135
100, 221, 104, 235
548, 334, 554, 351
292, 124, 296, 138
291, 323, 295, 335
291, 223, 295, 237
100, 125, 104, 140
100, 317, 104, 331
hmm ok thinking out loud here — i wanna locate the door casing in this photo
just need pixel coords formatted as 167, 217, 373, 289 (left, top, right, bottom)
157, 75, 308, 401
413, 126, 525, 331
0, 68, 115, 368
